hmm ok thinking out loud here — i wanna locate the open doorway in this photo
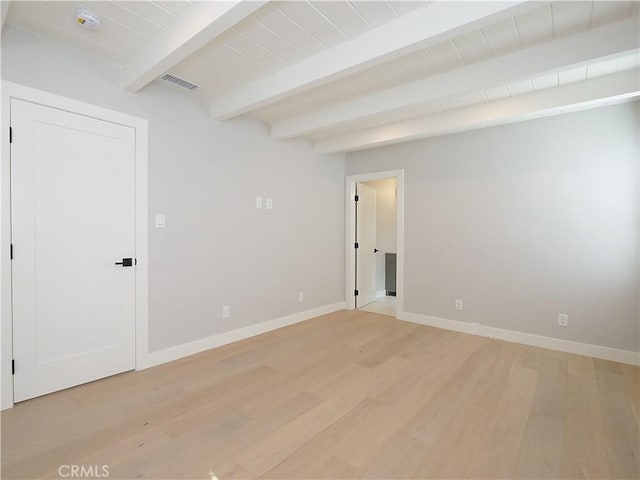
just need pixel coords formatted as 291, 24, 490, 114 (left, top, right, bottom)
356, 179, 398, 315
346, 170, 404, 318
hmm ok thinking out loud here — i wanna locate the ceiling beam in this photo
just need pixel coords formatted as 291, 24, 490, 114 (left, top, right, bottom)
210, 1, 537, 120
272, 17, 639, 140
122, 0, 266, 92
314, 69, 640, 154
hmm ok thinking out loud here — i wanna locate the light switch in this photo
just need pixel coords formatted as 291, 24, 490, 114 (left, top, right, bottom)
266, 198, 273, 210
256, 197, 263, 208
155, 213, 166, 228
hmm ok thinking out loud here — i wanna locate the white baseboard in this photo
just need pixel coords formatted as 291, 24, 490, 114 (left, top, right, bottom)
138, 302, 346, 370
376, 290, 386, 298
397, 310, 640, 366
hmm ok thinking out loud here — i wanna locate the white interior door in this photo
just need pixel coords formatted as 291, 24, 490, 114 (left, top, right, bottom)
11, 98, 136, 402
356, 183, 377, 308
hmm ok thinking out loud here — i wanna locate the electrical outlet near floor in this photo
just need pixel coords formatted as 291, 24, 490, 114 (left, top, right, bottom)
298, 291, 304, 302
558, 313, 569, 327
455, 299, 463, 311
222, 306, 231, 319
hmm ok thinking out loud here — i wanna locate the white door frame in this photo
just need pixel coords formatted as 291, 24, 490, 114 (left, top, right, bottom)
1, 81, 149, 409
345, 169, 404, 314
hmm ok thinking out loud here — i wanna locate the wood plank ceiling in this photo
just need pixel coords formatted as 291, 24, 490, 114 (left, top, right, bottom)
4, 1, 640, 153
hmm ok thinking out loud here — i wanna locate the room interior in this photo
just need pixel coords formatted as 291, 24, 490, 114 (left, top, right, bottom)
0, 1, 638, 479
356, 177, 397, 316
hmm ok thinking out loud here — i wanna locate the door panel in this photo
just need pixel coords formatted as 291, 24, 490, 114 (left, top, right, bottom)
356, 183, 377, 308
11, 99, 135, 402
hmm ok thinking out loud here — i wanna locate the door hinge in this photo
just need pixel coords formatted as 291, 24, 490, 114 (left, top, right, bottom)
11, 359, 15, 375
354, 242, 359, 249
9, 127, 12, 144
354, 289, 359, 296
10, 243, 13, 260
354, 195, 359, 202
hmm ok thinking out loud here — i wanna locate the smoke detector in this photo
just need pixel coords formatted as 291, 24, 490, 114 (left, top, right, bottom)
75, 8, 101, 30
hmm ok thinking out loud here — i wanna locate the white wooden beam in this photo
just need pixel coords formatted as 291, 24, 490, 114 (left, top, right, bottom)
210, 1, 537, 120
273, 17, 639, 140
122, 0, 266, 92
314, 69, 640, 154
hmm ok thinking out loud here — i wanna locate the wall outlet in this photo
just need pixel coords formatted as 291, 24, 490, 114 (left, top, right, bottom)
298, 291, 304, 302
256, 197, 263, 208
558, 313, 568, 327
222, 305, 231, 319
266, 198, 273, 210
455, 299, 464, 311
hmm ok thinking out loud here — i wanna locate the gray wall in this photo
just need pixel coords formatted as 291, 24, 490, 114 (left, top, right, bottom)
1, 26, 346, 354
363, 178, 397, 292
348, 103, 640, 352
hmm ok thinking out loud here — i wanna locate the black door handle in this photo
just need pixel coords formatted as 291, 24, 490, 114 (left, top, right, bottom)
115, 258, 133, 267
374, 248, 379, 253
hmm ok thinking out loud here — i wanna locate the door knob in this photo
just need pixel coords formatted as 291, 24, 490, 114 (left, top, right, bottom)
115, 258, 133, 267
374, 248, 379, 253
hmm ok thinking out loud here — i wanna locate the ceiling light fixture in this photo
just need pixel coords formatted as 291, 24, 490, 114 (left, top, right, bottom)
75, 8, 101, 30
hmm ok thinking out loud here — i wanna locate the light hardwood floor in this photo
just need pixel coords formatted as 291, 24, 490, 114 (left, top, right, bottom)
358, 296, 396, 317
2, 309, 639, 479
